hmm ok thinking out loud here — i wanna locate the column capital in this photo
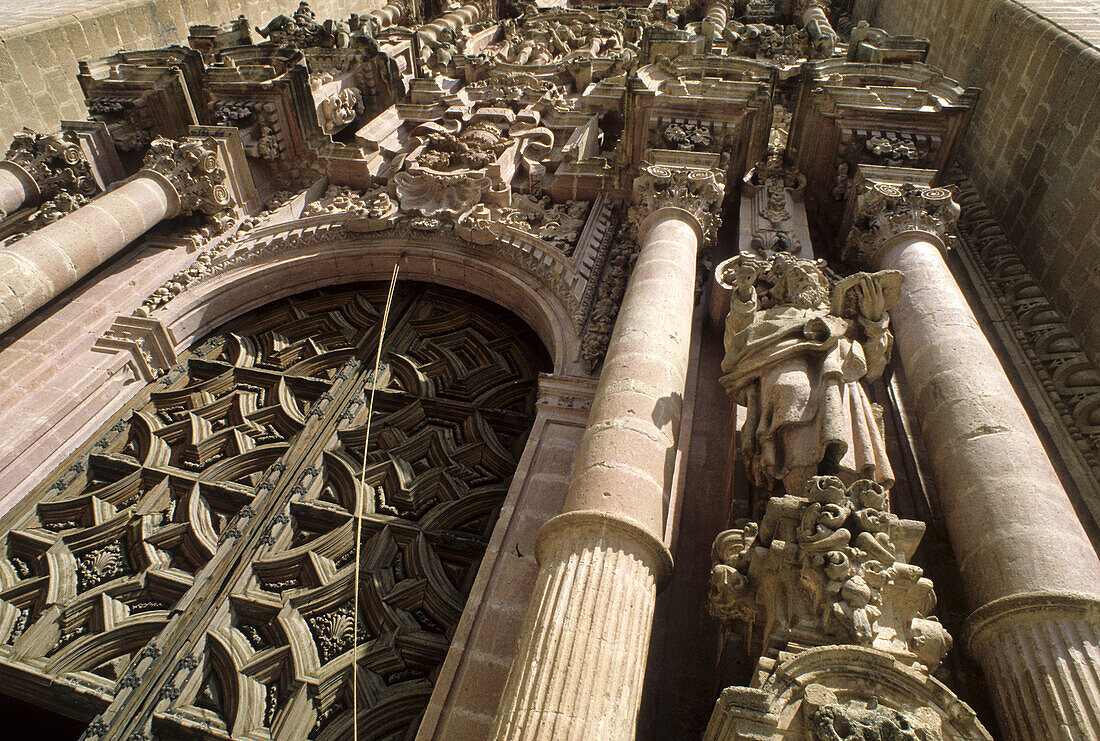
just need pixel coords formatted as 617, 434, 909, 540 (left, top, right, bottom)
843, 178, 960, 267
631, 163, 725, 246
1, 128, 97, 206
140, 137, 234, 217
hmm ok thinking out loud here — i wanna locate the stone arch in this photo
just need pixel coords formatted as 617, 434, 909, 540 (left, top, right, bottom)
154, 238, 584, 377
0, 279, 553, 738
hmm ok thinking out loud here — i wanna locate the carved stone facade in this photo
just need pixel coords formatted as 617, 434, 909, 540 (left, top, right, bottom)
0, 0, 1095, 739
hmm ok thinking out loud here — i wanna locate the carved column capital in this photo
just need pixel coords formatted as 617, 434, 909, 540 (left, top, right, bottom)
631, 164, 725, 245
1, 128, 97, 204
140, 137, 234, 217
843, 180, 960, 266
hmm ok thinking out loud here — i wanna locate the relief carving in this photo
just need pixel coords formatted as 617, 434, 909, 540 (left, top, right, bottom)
1, 128, 98, 216
708, 475, 950, 671
141, 137, 234, 216
844, 181, 959, 265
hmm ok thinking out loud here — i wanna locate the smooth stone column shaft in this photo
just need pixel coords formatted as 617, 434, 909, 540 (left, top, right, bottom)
0, 162, 35, 216
878, 234, 1100, 739
0, 174, 172, 334
490, 210, 695, 740
563, 212, 698, 533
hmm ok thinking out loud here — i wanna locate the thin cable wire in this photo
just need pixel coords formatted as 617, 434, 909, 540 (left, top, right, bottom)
352, 264, 400, 741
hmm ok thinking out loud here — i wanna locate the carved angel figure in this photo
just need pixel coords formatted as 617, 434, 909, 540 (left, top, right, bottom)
717, 253, 903, 498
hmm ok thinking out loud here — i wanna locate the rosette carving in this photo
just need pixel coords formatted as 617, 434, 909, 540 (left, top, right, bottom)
141, 137, 234, 216
844, 182, 960, 266
631, 164, 725, 245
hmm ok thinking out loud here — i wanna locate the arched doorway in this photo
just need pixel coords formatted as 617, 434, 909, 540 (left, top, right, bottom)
0, 282, 550, 739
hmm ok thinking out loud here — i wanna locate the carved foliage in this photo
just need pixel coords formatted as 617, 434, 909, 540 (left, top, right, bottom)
2, 128, 98, 207
844, 182, 959, 265
142, 137, 234, 216
708, 476, 951, 673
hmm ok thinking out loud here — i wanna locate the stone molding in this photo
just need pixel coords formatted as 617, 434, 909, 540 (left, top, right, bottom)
963, 590, 1100, 650
92, 315, 177, 382
843, 175, 960, 266
704, 645, 992, 741
536, 509, 674, 587
140, 137, 234, 217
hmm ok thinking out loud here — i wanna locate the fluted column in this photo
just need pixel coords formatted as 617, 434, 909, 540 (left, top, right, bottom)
0, 129, 97, 218
491, 166, 724, 740
0, 137, 232, 335
846, 176, 1100, 740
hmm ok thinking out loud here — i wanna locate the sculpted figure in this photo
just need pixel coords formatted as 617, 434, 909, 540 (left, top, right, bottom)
717, 253, 902, 497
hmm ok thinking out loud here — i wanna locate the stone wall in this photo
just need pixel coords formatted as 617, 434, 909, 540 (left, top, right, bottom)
0, 0, 380, 145
854, 0, 1100, 366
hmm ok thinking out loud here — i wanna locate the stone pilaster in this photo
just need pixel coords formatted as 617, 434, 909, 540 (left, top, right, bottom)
844, 168, 1100, 741
0, 129, 97, 218
0, 137, 233, 335
490, 165, 723, 740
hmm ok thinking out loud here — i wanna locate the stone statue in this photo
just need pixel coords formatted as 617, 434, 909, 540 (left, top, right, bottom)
716, 252, 902, 497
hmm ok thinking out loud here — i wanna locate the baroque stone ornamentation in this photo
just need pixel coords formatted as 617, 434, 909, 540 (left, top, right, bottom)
716, 253, 901, 497
4, 0, 1088, 736
141, 137, 234, 216
708, 476, 949, 669
843, 181, 960, 265
1, 128, 98, 206
631, 163, 725, 244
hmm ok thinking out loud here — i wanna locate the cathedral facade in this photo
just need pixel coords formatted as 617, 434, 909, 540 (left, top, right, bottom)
0, 0, 1096, 739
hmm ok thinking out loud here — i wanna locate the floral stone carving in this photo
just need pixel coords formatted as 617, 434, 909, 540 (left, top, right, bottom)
1, 128, 98, 210
716, 253, 901, 498
844, 181, 959, 265
141, 137, 234, 216
631, 163, 725, 245
708, 476, 950, 672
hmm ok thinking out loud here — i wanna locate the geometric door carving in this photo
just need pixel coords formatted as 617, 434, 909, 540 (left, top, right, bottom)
0, 282, 548, 740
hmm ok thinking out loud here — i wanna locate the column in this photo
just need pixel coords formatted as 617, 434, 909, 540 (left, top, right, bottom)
491, 166, 723, 740
701, 1, 729, 41
846, 178, 1100, 740
0, 137, 232, 335
796, 0, 838, 56
0, 129, 97, 218
416, 2, 482, 66
369, 0, 405, 29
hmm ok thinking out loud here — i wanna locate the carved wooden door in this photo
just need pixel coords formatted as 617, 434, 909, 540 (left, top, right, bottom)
0, 282, 548, 740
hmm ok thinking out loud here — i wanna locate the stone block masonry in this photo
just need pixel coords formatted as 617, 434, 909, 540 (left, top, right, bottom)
0, 0, 383, 146
858, 0, 1100, 374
